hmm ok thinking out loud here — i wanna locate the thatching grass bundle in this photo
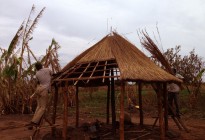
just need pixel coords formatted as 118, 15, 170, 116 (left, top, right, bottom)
139, 30, 173, 74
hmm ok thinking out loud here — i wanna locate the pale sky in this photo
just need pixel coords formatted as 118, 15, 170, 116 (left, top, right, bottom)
0, 0, 205, 67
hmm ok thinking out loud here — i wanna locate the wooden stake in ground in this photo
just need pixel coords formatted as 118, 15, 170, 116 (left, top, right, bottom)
163, 83, 168, 131
120, 81, 125, 140
106, 84, 110, 124
138, 82, 143, 126
75, 86, 79, 128
157, 83, 165, 140
111, 69, 116, 130
51, 83, 59, 136
63, 85, 68, 140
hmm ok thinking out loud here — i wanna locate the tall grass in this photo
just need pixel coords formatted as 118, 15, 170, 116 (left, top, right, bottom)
67, 86, 205, 120
0, 5, 61, 114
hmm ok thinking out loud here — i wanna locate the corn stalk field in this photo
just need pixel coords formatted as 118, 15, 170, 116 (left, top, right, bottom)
0, 5, 61, 114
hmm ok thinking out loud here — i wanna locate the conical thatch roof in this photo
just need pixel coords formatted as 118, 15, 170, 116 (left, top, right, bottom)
54, 32, 181, 86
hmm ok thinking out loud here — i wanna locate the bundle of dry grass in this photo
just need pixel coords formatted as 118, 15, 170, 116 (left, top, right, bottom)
139, 30, 173, 74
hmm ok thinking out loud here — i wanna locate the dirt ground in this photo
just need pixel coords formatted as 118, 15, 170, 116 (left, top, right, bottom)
0, 114, 205, 140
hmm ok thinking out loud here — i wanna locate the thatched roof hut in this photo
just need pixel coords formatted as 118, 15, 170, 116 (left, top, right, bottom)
52, 32, 182, 140
54, 32, 181, 85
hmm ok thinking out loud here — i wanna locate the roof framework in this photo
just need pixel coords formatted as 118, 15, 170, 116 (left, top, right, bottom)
55, 59, 120, 86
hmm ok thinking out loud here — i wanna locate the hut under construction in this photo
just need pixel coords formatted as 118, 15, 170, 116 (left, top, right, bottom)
52, 32, 182, 140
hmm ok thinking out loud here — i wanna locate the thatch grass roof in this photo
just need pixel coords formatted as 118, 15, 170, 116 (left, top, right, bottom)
54, 32, 181, 86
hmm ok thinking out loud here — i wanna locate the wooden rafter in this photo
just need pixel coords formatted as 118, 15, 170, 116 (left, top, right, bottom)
70, 68, 119, 75
74, 63, 91, 85
54, 60, 119, 86
56, 64, 81, 80
78, 62, 117, 69
55, 75, 120, 82
86, 62, 99, 83
102, 61, 107, 83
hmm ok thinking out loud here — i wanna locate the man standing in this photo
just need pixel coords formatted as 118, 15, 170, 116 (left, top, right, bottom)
26, 62, 52, 129
167, 68, 184, 118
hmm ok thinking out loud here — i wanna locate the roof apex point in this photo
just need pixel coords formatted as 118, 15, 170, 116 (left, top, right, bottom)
108, 31, 114, 36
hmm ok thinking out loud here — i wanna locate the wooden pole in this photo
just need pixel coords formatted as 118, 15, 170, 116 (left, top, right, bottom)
120, 81, 125, 140
138, 82, 143, 126
106, 84, 110, 124
51, 83, 59, 136
75, 86, 79, 127
157, 83, 165, 140
163, 83, 168, 131
111, 69, 116, 130
63, 86, 68, 140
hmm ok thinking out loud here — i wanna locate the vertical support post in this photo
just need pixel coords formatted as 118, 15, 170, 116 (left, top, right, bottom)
52, 83, 59, 136
157, 83, 165, 140
106, 84, 110, 124
163, 83, 168, 131
120, 81, 125, 140
63, 85, 68, 140
138, 82, 143, 125
111, 69, 116, 129
75, 86, 79, 128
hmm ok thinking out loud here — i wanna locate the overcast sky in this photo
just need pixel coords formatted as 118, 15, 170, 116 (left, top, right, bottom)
0, 0, 205, 67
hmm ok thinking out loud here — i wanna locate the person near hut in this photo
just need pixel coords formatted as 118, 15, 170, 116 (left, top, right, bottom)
167, 68, 184, 118
26, 62, 53, 129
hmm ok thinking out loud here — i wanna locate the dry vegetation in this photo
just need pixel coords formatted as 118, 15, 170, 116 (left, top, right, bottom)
0, 5, 61, 114
138, 30, 205, 110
